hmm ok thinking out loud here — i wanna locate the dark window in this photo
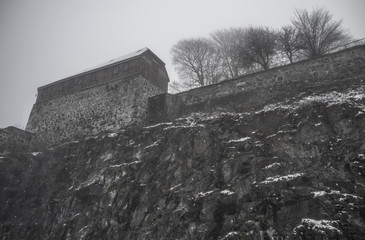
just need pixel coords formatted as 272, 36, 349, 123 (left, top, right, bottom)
90, 73, 96, 81
68, 79, 75, 89
113, 66, 119, 74
104, 69, 109, 80
124, 62, 129, 71
97, 71, 103, 82
79, 76, 84, 88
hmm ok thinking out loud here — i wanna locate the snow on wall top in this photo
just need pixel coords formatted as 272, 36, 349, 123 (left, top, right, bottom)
82, 48, 149, 73
38, 47, 156, 90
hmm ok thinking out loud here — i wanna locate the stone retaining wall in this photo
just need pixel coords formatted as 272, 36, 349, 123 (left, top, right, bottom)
149, 45, 365, 122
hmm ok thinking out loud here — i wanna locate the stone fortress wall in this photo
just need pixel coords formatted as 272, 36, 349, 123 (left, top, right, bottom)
148, 45, 365, 123
26, 48, 169, 147
27, 75, 163, 147
17, 44, 365, 149
0, 127, 32, 153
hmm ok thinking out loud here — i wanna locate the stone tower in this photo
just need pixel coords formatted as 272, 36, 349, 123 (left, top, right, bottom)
26, 48, 169, 147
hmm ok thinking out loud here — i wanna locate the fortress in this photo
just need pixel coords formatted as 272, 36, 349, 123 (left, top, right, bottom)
25, 48, 170, 146
2, 44, 365, 240
1, 44, 364, 151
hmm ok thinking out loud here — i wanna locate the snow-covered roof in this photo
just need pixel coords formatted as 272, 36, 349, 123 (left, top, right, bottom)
81, 47, 149, 73
39, 47, 165, 90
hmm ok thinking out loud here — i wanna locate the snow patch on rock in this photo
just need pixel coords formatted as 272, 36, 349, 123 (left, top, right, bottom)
164, 123, 204, 130
293, 218, 342, 235
221, 231, 239, 239
101, 152, 113, 162
109, 161, 142, 168
145, 140, 160, 150
107, 133, 117, 138
76, 174, 104, 191
312, 190, 363, 200
195, 190, 215, 198
260, 173, 304, 184
220, 189, 235, 195
169, 184, 182, 191
264, 162, 281, 170
144, 122, 173, 129
228, 137, 250, 143
258, 87, 365, 114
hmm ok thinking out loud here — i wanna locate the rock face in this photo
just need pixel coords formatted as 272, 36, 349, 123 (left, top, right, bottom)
1, 85, 365, 239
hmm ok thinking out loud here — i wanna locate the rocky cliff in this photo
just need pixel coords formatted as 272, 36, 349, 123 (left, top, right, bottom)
1, 83, 365, 239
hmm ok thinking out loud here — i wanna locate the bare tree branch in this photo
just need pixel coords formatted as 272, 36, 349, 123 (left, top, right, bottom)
278, 25, 301, 63
210, 28, 250, 78
240, 26, 278, 70
292, 8, 351, 58
171, 38, 222, 87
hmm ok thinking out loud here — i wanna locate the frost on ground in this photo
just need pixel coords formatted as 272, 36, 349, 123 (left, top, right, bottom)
260, 173, 304, 184
312, 190, 363, 200
293, 218, 342, 236
258, 87, 365, 113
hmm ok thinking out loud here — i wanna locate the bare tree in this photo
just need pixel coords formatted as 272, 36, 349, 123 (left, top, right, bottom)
292, 8, 351, 58
168, 80, 198, 93
171, 38, 222, 86
210, 28, 250, 79
240, 26, 278, 70
278, 25, 301, 63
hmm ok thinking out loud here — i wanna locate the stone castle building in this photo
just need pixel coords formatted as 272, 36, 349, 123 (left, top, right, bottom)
26, 48, 170, 146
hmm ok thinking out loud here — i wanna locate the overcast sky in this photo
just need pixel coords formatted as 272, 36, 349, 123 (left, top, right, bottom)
0, 0, 364, 128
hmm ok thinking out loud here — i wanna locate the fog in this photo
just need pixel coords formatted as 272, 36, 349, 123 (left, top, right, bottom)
0, 0, 364, 128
